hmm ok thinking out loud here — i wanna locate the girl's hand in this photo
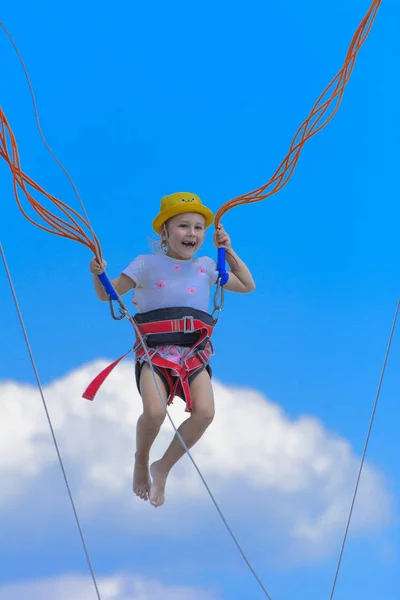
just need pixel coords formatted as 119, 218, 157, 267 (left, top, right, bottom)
213, 224, 232, 250
90, 257, 107, 275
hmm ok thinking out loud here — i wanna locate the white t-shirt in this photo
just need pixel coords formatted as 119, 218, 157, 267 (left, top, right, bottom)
122, 253, 219, 313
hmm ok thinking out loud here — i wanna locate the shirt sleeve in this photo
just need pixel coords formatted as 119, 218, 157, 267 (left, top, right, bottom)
122, 255, 144, 287
203, 256, 219, 285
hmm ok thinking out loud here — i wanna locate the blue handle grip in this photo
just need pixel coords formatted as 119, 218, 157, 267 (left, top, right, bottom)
98, 272, 119, 301
217, 247, 229, 285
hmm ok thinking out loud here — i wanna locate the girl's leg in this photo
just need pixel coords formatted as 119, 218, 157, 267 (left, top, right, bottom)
149, 368, 215, 507
133, 362, 168, 501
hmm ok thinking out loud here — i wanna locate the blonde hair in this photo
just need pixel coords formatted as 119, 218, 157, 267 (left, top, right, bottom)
151, 222, 169, 254
152, 238, 168, 254
150, 217, 206, 255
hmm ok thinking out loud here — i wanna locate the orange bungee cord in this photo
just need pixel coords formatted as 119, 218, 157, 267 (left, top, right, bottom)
214, 0, 382, 228
1, 0, 382, 303
1, 100, 121, 305
0, 19, 102, 257
0, 107, 102, 258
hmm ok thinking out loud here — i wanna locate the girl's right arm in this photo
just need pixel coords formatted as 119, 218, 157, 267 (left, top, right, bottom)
90, 258, 136, 302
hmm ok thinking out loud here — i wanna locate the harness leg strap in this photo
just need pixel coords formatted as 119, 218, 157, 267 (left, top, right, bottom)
143, 351, 208, 412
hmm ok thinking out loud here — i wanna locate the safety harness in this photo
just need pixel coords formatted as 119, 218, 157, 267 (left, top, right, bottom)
82, 306, 216, 411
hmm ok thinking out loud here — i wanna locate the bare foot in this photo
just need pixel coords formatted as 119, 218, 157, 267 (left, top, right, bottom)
149, 460, 169, 507
133, 457, 151, 501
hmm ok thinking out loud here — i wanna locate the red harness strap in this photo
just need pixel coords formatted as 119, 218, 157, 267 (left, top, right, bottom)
134, 342, 212, 411
82, 314, 214, 410
82, 351, 131, 401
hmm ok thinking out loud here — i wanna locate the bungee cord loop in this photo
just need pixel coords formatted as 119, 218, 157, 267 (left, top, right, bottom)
0, 21, 275, 599
0, 106, 103, 260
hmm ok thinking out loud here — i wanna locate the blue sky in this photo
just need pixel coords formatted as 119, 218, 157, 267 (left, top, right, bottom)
0, 1, 399, 599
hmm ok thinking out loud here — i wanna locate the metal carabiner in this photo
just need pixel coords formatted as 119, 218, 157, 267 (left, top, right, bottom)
212, 281, 225, 321
108, 297, 128, 321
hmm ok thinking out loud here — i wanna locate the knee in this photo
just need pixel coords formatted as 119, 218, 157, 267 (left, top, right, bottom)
192, 405, 215, 427
142, 405, 166, 428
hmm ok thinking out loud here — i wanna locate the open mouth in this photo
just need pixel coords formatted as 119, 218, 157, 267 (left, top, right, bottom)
182, 241, 195, 248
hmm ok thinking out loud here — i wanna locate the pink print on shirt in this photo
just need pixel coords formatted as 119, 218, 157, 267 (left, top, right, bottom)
156, 280, 166, 290
173, 265, 181, 271
198, 266, 206, 275
187, 287, 196, 294
156, 345, 190, 364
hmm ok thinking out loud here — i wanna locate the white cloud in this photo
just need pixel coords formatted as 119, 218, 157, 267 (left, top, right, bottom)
0, 574, 217, 600
0, 359, 394, 563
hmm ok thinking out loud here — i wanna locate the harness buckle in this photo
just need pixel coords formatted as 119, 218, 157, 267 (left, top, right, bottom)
183, 315, 195, 333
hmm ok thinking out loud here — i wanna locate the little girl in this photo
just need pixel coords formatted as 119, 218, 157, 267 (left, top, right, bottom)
90, 192, 255, 507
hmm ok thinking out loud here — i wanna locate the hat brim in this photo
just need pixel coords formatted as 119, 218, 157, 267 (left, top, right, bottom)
152, 205, 214, 234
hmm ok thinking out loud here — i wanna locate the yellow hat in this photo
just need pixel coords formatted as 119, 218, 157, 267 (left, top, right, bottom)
152, 192, 214, 234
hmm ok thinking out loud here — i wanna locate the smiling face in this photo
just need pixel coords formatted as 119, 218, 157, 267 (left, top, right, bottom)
162, 212, 206, 259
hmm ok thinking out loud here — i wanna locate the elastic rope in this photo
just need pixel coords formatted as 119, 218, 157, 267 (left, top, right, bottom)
0, 243, 102, 600
0, 22, 102, 261
329, 298, 400, 599
0, 23, 102, 262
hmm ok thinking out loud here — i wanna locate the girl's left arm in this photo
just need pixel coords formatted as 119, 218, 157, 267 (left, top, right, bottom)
225, 249, 256, 293
213, 225, 256, 293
